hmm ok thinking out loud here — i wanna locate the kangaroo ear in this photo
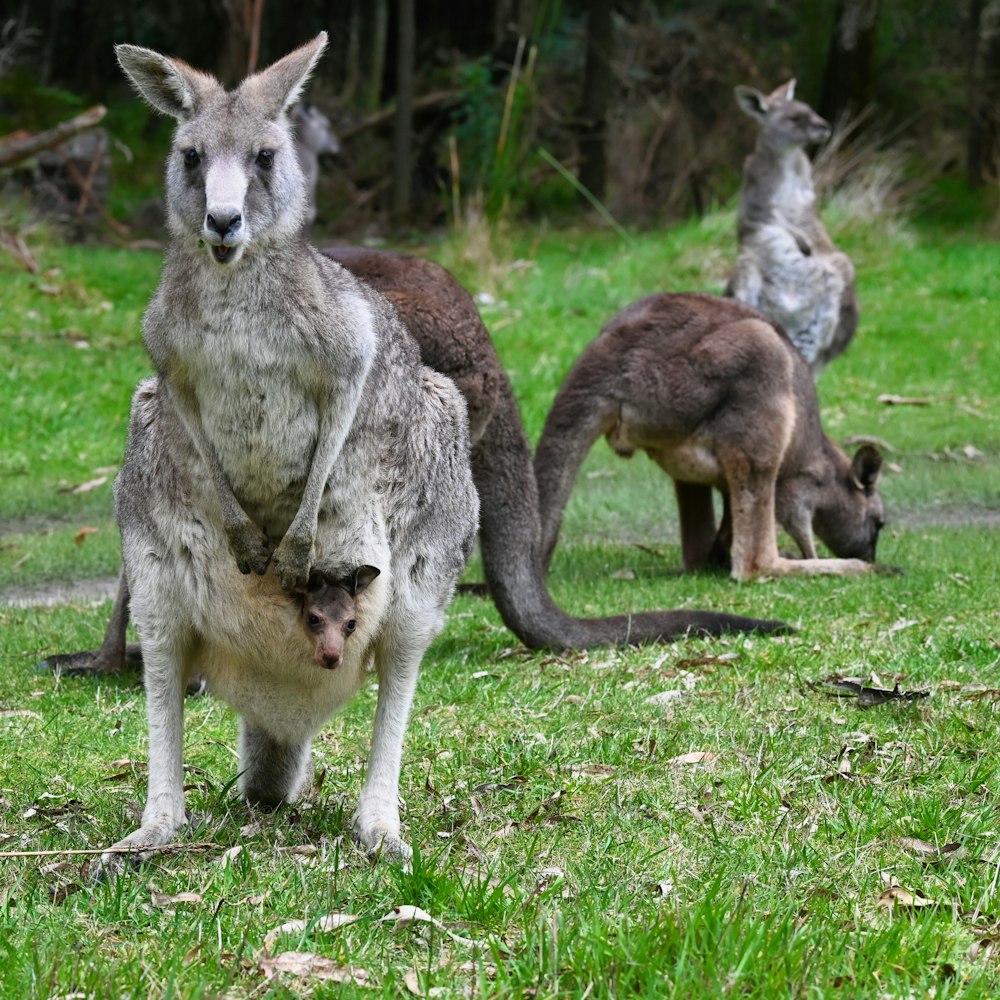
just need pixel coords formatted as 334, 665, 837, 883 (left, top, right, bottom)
115, 44, 221, 120
240, 32, 328, 119
735, 85, 770, 121
351, 565, 381, 595
851, 445, 883, 495
768, 78, 796, 103
305, 569, 326, 593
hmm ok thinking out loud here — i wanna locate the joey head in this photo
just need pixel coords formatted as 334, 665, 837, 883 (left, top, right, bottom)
297, 565, 380, 669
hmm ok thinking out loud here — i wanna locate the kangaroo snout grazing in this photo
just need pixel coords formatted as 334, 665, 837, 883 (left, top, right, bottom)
298, 566, 380, 669
534, 293, 886, 581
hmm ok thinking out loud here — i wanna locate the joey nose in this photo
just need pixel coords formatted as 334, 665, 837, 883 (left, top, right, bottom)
321, 651, 341, 669
205, 210, 242, 241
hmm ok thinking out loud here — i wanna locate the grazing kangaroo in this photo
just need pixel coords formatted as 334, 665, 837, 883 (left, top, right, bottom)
534, 294, 884, 581
725, 79, 858, 378
43, 247, 788, 685
296, 566, 379, 670
95, 34, 479, 871
291, 102, 340, 227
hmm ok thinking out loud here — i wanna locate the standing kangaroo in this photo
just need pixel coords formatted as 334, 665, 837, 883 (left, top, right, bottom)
98, 34, 478, 869
725, 79, 858, 378
534, 294, 884, 581
44, 247, 788, 686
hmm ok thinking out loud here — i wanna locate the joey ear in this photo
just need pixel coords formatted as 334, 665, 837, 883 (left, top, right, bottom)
240, 32, 328, 119
851, 445, 883, 495
350, 565, 381, 595
115, 44, 221, 120
768, 78, 796, 103
735, 85, 770, 120
305, 569, 326, 593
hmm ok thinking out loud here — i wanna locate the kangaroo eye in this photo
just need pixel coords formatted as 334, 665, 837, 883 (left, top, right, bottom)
346, 619, 356, 633
182, 148, 200, 169
307, 613, 321, 629
256, 149, 275, 169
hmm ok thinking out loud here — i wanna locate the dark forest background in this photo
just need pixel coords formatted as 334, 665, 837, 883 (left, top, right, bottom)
1, 0, 998, 237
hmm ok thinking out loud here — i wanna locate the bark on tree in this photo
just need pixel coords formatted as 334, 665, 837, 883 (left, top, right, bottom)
392, 0, 415, 220
819, 0, 880, 125
967, 0, 1000, 187
577, 0, 613, 201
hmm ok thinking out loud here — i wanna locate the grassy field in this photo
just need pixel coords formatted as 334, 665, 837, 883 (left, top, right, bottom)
1, 207, 999, 998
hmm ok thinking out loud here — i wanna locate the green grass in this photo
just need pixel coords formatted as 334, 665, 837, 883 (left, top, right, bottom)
1, 212, 999, 997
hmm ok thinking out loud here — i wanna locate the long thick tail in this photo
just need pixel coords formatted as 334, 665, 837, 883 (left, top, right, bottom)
532, 359, 618, 571
476, 380, 788, 650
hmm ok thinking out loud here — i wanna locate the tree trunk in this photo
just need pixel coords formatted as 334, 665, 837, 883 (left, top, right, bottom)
967, 0, 1000, 187
365, 0, 389, 111
392, 0, 415, 220
818, 0, 880, 125
577, 0, 613, 201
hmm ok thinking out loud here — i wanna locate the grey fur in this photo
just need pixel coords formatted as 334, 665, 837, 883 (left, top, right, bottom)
100, 35, 477, 872
534, 293, 884, 580
725, 80, 858, 378
291, 103, 340, 227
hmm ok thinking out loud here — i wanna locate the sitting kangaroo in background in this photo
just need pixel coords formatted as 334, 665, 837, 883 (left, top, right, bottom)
534, 294, 884, 581
296, 565, 379, 670
725, 79, 858, 379
291, 102, 340, 228
99, 34, 478, 870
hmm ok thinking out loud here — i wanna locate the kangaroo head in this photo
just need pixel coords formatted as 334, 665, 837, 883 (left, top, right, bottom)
735, 79, 832, 151
292, 103, 341, 158
115, 33, 328, 267
813, 445, 885, 562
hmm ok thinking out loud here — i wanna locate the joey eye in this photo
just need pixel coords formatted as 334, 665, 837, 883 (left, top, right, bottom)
346, 619, 356, 633
307, 613, 321, 629
182, 148, 200, 169
256, 149, 275, 169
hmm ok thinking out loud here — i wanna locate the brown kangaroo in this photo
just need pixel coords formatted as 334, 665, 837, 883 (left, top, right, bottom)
41, 254, 786, 684
534, 293, 884, 581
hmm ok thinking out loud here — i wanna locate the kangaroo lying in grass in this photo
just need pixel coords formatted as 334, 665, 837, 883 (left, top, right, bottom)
726, 79, 858, 379
93, 34, 479, 872
534, 294, 884, 580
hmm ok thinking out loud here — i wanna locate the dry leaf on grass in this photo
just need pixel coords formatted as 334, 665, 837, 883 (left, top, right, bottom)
263, 913, 359, 948
0, 709, 42, 720
899, 837, 964, 862
968, 936, 1000, 963
821, 677, 929, 707
73, 527, 98, 545
669, 751, 717, 765
876, 886, 936, 910
151, 890, 203, 907
259, 951, 371, 986
380, 905, 483, 949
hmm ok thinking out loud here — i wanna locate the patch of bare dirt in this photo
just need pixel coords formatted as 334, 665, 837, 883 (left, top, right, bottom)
0, 576, 119, 609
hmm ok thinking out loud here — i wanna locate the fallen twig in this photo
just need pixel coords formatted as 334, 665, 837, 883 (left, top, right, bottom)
0, 841, 218, 860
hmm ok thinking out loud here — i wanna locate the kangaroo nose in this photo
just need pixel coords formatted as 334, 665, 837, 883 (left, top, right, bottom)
320, 650, 341, 669
205, 210, 242, 240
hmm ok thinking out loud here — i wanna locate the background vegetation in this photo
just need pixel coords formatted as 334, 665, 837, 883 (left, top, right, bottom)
0, 1, 999, 997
